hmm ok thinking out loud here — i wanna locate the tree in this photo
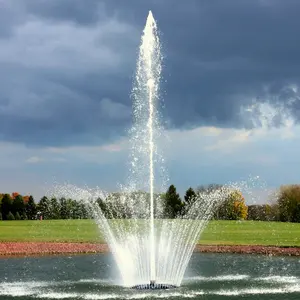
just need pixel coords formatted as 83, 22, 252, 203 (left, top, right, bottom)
38, 196, 51, 219
247, 205, 266, 220
1, 194, 12, 220
26, 196, 37, 220
49, 198, 60, 219
59, 198, 68, 219
216, 190, 248, 220
184, 187, 197, 206
79, 203, 89, 219
197, 184, 223, 194
182, 187, 198, 217
68, 199, 80, 219
15, 212, 21, 220
12, 195, 25, 217
163, 185, 184, 218
12, 192, 19, 199
277, 185, 300, 222
97, 197, 110, 218
0, 212, 2, 220
7, 211, 15, 220
247, 204, 279, 221
59, 198, 75, 219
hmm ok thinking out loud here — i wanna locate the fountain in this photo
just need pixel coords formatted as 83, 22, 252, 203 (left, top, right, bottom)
2, 10, 300, 300
52, 11, 230, 289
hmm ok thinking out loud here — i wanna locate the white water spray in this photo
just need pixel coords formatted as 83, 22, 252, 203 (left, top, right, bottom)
50, 11, 235, 289
131, 10, 162, 283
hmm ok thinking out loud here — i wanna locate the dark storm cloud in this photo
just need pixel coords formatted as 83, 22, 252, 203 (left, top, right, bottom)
102, 0, 300, 127
1, 0, 300, 147
24, 0, 106, 26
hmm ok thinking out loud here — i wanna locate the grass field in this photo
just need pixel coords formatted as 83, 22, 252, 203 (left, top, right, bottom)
0, 220, 300, 246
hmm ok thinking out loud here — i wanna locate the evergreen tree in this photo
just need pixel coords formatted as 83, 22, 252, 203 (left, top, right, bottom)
59, 198, 68, 219
1, 194, 12, 220
183, 187, 198, 217
164, 185, 184, 218
49, 198, 60, 219
97, 198, 109, 218
7, 211, 15, 220
71, 201, 82, 219
38, 196, 51, 219
184, 187, 197, 205
59, 198, 73, 219
26, 196, 37, 220
67, 199, 76, 219
79, 203, 89, 219
12, 195, 25, 217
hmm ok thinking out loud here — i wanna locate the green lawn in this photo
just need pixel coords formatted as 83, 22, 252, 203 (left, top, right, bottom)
0, 220, 300, 246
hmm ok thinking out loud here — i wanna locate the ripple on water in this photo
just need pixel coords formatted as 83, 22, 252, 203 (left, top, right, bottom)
184, 274, 250, 282
1, 276, 300, 299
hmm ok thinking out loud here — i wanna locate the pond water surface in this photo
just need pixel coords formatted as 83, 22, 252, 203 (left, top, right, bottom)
1, 253, 300, 299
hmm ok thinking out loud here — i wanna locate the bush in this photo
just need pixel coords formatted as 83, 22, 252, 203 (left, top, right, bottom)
7, 211, 15, 220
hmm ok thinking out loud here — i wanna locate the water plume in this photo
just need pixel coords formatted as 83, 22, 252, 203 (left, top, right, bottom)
48, 11, 242, 288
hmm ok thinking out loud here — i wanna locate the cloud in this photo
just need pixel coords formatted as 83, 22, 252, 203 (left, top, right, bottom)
26, 156, 44, 164
24, 0, 107, 26
1, 1, 300, 203
99, 98, 131, 120
2, 97, 300, 202
1, 1, 300, 148
0, 1, 137, 147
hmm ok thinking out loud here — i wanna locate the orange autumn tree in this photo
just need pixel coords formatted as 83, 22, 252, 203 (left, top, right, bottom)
215, 190, 248, 220
12, 192, 19, 199
23, 196, 30, 203
12, 192, 30, 203
232, 190, 248, 220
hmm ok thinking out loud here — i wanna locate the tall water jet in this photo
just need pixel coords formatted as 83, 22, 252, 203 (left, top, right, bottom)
130, 10, 162, 285
50, 10, 233, 290
145, 11, 157, 285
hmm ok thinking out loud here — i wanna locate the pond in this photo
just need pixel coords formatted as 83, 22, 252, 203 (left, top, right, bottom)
1, 253, 300, 299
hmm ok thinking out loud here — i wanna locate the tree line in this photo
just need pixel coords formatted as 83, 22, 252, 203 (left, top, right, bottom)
0, 193, 89, 220
0, 184, 300, 222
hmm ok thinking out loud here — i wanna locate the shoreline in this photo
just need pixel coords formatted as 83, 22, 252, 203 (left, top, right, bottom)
1, 242, 300, 257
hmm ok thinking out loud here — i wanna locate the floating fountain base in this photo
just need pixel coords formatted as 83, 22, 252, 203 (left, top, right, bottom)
132, 282, 177, 290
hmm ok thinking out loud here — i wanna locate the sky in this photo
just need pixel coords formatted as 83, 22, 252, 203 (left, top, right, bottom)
1, 0, 300, 203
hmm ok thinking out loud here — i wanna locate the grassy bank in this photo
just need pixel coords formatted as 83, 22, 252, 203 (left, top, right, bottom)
0, 220, 300, 246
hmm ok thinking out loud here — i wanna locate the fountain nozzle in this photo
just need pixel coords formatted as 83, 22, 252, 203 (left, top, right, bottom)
131, 281, 177, 290
150, 280, 155, 288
